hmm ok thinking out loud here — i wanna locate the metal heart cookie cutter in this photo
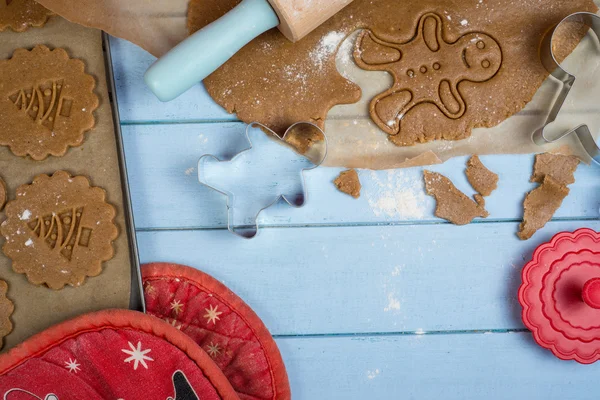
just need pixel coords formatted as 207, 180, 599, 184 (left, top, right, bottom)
198, 122, 327, 239
533, 12, 600, 166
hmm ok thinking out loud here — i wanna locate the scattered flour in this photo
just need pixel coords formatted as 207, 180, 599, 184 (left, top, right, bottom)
336, 33, 357, 80
310, 31, 346, 69
366, 170, 428, 219
25, 239, 33, 247
384, 293, 401, 312
391, 265, 403, 276
185, 167, 196, 176
367, 369, 380, 380
198, 134, 208, 144
19, 210, 31, 221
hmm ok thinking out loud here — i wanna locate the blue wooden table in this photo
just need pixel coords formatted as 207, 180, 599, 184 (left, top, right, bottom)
109, 37, 600, 399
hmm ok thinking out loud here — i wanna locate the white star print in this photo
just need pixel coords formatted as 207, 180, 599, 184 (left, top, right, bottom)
170, 299, 184, 315
64, 358, 80, 373
206, 342, 221, 357
204, 304, 223, 325
122, 341, 154, 370
164, 317, 182, 330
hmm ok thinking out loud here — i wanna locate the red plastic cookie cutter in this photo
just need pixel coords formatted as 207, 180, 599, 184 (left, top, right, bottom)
519, 228, 600, 364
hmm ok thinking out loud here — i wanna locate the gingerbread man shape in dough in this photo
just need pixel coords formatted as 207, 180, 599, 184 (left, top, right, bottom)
354, 12, 502, 138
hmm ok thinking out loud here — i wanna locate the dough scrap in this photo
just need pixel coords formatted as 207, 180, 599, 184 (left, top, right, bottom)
518, 175, 569, 241
0, 0, 53, 32
1, 171, 118, 290
424, 170, 489, 225
0, 280, 14, 350
189, 0, 597, 147
531, 153, 580, 186
466, 155, 498, 197
334, 169, 361, 198
0, 45, 99, 160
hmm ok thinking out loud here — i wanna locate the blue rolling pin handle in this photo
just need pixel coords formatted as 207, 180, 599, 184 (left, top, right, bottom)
144, 0, 280, 102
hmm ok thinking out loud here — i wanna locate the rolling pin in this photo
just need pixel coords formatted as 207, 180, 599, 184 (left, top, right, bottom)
144, 0, 354, 102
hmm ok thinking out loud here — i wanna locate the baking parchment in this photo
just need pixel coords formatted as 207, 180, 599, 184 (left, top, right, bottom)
0, 16, 132, 350
35, 0, 600, 169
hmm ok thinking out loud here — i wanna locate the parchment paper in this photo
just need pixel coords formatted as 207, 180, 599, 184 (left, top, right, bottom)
36, 0, 600, 169
0, 16, 132, 349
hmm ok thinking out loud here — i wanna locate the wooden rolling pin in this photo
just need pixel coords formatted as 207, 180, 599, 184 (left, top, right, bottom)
144, 0, 354, 102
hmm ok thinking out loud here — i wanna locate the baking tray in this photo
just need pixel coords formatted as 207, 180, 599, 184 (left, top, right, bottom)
0, 17, 144, 350
103, 32, 145, 314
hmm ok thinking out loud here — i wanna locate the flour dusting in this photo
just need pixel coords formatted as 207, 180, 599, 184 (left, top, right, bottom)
367, 369, 381, 380
310, 31, 346, 69
19, 210, 31, 221
384, 293, 401, 312
185, 167, 196, 176
366, 170, 429, 219
336, 33, 357, 80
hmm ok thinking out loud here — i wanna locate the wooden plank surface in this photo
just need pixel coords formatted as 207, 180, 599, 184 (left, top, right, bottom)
109, 22, 600, 398
122, 123, 600, 230
276, 332, 600, 399
136, 220, 600, 336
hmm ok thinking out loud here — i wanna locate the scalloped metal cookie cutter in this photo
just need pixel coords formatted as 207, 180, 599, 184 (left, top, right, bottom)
533, 12, 600, 166
198, 121, 327, 239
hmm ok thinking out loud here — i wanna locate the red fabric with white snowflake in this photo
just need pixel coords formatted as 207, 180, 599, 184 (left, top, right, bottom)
0, 309, 239, 400
142, 263, 290, 400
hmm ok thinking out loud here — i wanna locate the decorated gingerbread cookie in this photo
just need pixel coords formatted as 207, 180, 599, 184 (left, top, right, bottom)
0, 0, 53, 32
355, 12, 502, 139
0, 280, 13, 350
1, 171, 118, 290
0, 45, 98, 160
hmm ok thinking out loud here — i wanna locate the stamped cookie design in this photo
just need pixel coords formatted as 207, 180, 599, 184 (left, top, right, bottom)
354, 12, 502, 138
0, 46, 99, 160
1, 171, 118, 290
0, 280, 14, 349
0, 0, 53, 32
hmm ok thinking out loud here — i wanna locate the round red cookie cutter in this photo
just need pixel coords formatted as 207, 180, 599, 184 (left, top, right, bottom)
142, 262, 290, 400
0, 309, 239, 399
519, 228, 600, 364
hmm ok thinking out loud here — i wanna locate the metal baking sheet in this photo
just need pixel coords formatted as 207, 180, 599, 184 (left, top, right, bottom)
0, 16, 144, 350
103, 33, 144, 314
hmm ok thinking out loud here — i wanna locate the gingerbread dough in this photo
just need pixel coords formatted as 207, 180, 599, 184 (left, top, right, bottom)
423, 170, 489, 226
1, 171, 118, 290
354, 13, 502, 140
334, 169, 361, 198
189, 0, 596, 145
0, 280, 14, 349
518, 175, 569, 241
0, 45, 99, 160
465, 155, 498, 197
0, 0, 53, 32
531, 153, 580, 186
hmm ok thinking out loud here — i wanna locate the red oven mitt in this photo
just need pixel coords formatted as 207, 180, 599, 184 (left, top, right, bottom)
0, 309, 239, 399
142, 263, 290, 400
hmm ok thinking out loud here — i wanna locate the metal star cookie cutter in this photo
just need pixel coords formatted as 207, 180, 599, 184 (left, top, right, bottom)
198, 121, 327, 239
532, 12, 600, 166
